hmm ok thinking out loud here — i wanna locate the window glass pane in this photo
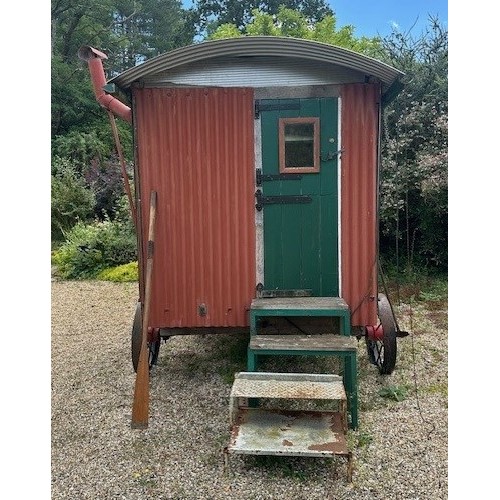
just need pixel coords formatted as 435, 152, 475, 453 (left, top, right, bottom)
284, 122, 314, 168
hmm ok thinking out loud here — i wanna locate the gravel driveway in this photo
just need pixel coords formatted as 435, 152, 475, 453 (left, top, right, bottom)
51, 280, 447, 499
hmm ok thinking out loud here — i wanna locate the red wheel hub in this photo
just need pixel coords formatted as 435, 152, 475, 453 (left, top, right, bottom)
366, 324, 384, 341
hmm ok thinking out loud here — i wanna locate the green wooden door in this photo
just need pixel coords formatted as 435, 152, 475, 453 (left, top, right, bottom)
259, 97, 339, 296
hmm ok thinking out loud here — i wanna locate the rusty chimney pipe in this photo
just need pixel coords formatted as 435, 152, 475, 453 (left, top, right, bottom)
78, 46, 132, 123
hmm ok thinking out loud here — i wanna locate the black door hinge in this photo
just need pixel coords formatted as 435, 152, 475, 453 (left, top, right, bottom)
256, 168, 303, 186
255, 189, 312, 211
254, 100, 301, 119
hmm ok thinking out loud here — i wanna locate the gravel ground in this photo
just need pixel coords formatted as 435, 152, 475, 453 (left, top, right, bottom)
51, 280, 447, 499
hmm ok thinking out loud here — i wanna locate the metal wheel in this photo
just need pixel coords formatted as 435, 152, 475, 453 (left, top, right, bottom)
365, 293, 397, 375
131, 302, 160, 373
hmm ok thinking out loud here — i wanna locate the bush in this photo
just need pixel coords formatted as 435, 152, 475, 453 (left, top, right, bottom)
52, 130, 112, 171
85, 156, 129, 221
97, 262, 138, 282
51, 157, 96, 241
52, 218, 137, 279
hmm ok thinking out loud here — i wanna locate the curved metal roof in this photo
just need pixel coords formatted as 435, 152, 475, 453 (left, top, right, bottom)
109, 36, 404, 93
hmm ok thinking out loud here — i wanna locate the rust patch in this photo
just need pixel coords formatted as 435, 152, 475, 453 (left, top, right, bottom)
308, 441, 345, 453
331, 413, 342, 428
282, 439, 293, 447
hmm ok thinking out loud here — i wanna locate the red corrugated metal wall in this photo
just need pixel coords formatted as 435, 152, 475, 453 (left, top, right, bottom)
133, 87, 256, 327
340, 83, 380, 327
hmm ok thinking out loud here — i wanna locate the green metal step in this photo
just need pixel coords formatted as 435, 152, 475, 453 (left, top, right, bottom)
251, 296, 349, 315
249, 334, 357, 352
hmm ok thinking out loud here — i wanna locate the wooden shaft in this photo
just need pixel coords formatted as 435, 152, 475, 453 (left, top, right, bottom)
107, 110, 137, 229
131, 191, 157, 428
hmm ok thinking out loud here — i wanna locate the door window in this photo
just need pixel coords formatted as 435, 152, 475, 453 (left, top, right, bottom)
279, 117, 320, 173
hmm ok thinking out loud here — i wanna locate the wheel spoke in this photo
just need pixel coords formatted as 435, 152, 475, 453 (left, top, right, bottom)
374, 341, 384, 367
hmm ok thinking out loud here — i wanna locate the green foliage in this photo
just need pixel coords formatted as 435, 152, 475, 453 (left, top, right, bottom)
51, 0, 194, 234
51, 0, 447, 278
51, 157, 96, 241
378, 385, 408, 402
51, 0, 193, 193
97, 261, 138, 282
244, 9, 279, 36
52, 129, 113, 171
213, 335, 248, 384
51, 0, 193, 69
378, 261, 447, 309
308, 15, 381, 56
352, 429, 374, 448
192, 0, 333, 34
378, 18, 448, 272
417, 278, 447, 303
52, 218, 137, 279
209, 7, 381, 56
209, 22, 242, 39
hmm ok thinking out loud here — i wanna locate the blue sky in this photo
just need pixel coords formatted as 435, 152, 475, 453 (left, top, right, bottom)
321, 1, 447, 38
182, 1, 448, 38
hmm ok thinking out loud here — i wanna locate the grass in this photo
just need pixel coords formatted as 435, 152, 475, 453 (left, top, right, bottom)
212, 334, 249, 384
381, 272, 447, 309
422, 382, 448, 397
378, 385, 408, 402
348, 428, 374, 449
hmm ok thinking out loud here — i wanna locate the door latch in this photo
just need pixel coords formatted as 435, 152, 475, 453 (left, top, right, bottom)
320, 149, 344, 161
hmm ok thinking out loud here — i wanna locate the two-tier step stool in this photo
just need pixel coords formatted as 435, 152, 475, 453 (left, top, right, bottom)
246, 297, 359, 429
224, 372, 353, 482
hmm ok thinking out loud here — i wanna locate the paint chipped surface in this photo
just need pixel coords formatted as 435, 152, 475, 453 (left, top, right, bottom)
227, 408, 349, 458
308, 440, 345, 453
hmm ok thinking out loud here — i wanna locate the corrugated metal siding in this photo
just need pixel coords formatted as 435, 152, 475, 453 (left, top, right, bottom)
134, 87, 256, 327
340, 84, 380, 327
142, 56, 366, 88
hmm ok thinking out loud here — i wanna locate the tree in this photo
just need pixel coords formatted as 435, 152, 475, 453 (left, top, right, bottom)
51, 0, 193, 137
191, 0, 333, 36
378, 18, 448, 272
109, 0, 195, 71
209, 7, 381, 56
51, 0, 195, 230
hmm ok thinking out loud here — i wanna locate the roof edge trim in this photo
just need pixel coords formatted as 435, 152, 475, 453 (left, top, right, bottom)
109, 36, 404, 95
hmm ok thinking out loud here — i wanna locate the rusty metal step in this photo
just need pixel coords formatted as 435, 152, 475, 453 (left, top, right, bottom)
230, 372, 346, 401
225, 372, 353, 482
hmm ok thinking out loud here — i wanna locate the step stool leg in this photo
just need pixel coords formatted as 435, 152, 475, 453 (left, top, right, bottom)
223, 447, 230, 476
346, 452, 353, 483
344, 353, 358, 429
250, 311, 258, 335
341, 312, 350, 336
247, 347, 258, 372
